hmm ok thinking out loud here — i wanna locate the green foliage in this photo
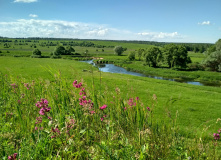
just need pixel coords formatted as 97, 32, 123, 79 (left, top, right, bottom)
144, 46, 162, 67
202, 51, 221, 71
137, 48, 144, 61
65, 45, 75, 55
114, 46, 124, 56
53, 46, 66, 56
163, 44, 190, 68
206, 45, 216, 55
32, 48, 41, 56
128, 51, 136, 61
215, 39, 221, 51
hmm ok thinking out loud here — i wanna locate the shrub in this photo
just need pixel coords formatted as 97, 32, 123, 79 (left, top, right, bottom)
32, 48, 41, 56
114, 46, 124, 56
128, 51, 136, 61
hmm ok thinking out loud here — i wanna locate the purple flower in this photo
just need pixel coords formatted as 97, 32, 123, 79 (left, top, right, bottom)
100, 105, 107, 110
147, 107, 150, 111
213, 133, 220, 140
39, 108, 45, 115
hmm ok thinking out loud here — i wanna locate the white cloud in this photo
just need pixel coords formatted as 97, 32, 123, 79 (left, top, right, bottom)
0, 19, 184, 41
14, 0, 37, 3
29, 14, 38, 18
137, 31, 182, 40
198, 21, 211, 25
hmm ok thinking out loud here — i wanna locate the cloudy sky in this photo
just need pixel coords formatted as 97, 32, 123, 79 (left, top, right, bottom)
0, 0, 220, 43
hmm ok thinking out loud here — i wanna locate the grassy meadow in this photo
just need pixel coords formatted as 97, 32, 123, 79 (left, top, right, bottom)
1, 39, 221, 159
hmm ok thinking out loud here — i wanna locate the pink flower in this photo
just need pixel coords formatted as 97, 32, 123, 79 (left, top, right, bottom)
35, 127, 38, 130
147, 107, 150, 111
73, 80, 77, 85
8, 153, 17, 160
90, 110, 95, 114
35, 116, 42, 124
136, 97, 139, 101
100, 117, 104, 121
128, 98, 136, 107
100, 105, 107, 110
214, 133, 220, 140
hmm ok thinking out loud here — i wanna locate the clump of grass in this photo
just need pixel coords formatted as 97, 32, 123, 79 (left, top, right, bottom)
0, 72, 220, 159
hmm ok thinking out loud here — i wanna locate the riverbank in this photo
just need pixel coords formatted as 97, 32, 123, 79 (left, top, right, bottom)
93, 59, 221, 87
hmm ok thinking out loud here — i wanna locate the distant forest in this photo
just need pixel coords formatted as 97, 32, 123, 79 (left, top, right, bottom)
0, 36, 213, 53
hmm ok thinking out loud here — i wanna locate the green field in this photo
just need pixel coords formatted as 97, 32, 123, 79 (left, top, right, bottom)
1, 39, 221, 159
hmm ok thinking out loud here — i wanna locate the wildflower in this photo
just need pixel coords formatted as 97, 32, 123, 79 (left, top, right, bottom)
48, 116, 52, 120
124, 107, 127, 110
147, 107, 150, 111
35, 127, 38, 130
128, 98, 136, 107
90, 110, 95, 114
73, 80, 83, 88
35, 116, 42, 124
10, 83, 17, 89
213, 133, 220, 140
100, 117, 104, 121
36, 98, 48, 108
24, 83, 31, 89
39, 107, 51, 115
136, 97, 139, 101
8, 153, 18, 160
18, 100, 21, 104
73, 80, 77, 85
100, 105, 107, 110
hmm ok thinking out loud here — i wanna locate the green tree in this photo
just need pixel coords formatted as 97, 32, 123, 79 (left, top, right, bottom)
215, 39, 221, 51
144, 46, 162, 67
128, 51, 136, 61
53, 46, 66, 56
205, 45, 216, 55
202, 51, 221, 71
65, 46, 75, 55
31, 48, 42, 58
163, 44, 189, 68
137, 48, 144, 61
114, 46, 124, 56
32, 48, 41, 55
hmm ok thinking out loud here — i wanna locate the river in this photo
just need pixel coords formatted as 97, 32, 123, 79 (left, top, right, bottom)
82, 60, 220, 87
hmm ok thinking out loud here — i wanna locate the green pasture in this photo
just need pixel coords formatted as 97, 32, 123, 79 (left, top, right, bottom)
1, 56, 221, 137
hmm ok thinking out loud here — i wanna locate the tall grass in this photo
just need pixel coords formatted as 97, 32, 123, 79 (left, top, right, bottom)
0, 72, 221, 159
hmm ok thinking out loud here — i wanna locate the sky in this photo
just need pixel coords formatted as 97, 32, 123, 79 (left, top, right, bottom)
0, 0, 220, 43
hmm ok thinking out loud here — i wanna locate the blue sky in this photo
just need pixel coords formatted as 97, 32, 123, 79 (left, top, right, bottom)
0, 0, 220, 43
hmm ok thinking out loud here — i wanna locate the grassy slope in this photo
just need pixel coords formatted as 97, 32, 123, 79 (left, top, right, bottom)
1, 56, 221, 137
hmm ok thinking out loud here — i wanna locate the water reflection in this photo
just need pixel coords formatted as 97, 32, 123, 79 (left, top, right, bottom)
82, 60, 220, 87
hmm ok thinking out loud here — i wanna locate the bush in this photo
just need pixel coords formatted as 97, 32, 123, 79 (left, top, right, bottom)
32, 49, 41, 56
187, 62, 204, 71
114, 46, 124, 56
128, 51, 136, 61
202, 51, 221, 71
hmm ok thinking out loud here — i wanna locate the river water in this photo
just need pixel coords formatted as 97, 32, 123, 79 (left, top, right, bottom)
82, 60, 220, 87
